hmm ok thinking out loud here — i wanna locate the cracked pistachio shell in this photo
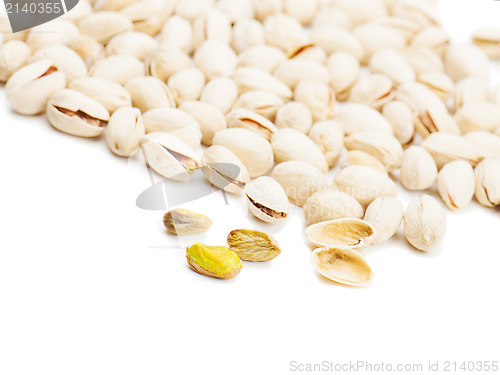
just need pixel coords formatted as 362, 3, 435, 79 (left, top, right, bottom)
399, 46, 443, 75
125, 77, 176, 113
339, 150, 388, 175
369, 48, 416, 86
463, 131, 500, 159
200, 77, 238, 114
273, 59, 330, 90
237, 45, 287, 74
27, 20, 80, 52
382, 101, 415, 146
472, 27, 500, 59
148, 47, 192, 82
142, 108, 202, 149
89, 55, 145, 85
231, 18, 265, 54
178, 101, 227, 146
69, 77, 132, 114
275, 102, 313, 134
212, 128, 274, 178
306, 218, 376, 251
193, 9, 232, 49
310, 26, 364, 60
344, 132, 403, 172
232, 67, 293, 100
404, 195, 447, 252
46, 89, 110, 138
364, 197, 403, 245
106, 106, 145, 157
0, 41, 31, 82
245, 176, 288, 224
264, 13, 303, 52
454, 102, 500, 134
335, 103, 393, 136
123, 1, 176, 37
311, 6, 352, 30
294, 80, 336, 123
396, 82, 447, 114
194, 40, 237, 80
271, 128, 329, 173
437, 160, 475, 210
287, 44, 327, 64
400, 146, 438, 191
411, 26, 450, 57
5, 60, 66, 115
203, 145, 250, 193
168, 67, 206, 105
79, 11, 133, 44
186, 243, 242, 280
333, 165, 397, 207
312, 246, 372, 287
271, 161, 328, 207
421, 133, 481, 169
474, 157, 500, 208
417, 71, 453, 102
304, 189, 363, 226
164, 209, 212, 235
354, 24, 406, 65
141, 132, 199, 182
348, 74, 395, 111
370, 16, 421, 43
106, 31, 159, 61
444, 44, 490, 82
414, 104, 460, 139
308, 120, 344, 168
454, 77, 490, 111
227, 229, 281, 262
392, 0, 441, 29
226, 108, 278, 141
327, 51, 360, 101
159, 16, 193, 54
232, 90, 284, 121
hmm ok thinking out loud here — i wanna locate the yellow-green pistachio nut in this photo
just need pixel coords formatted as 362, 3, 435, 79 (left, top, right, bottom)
186, 243, 243, 279
227, 229, 281, 262
163, 208, 212, 235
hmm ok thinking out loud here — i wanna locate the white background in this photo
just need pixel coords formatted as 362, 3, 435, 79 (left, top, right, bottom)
1, 1, 500, 374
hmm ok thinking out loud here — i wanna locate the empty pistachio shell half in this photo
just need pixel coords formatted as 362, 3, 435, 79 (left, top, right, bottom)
312, 246, 373, 287
186, 243, 242, 279
163, 208, 213, 235
227, 229, 281, 262
245, 176, 288, 224
305, 218, 376, 251
364, 197, 404, 245
304, 189, 364, 226
437, 160, 475, 210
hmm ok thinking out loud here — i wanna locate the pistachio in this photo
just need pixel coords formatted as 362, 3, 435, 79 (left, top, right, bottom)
354, 24, 406, 65
226, 108, 278, 141
294, 80, 336, 122
232, 67, 293, 100
335, 0, 388, 25
227, 229, 281, 262
275, 102, 313, 134
369, 48, 416, 86
382, 101, 415, 146
308, 120, 344, 168
364, 197, 403, 245
79, 11, 133, 44
310, 26, 364, 60
203, 145, 250, 193
338, 150, 388, 175
417, 71, 454, 102
148, 47, 192, 82
284, 0, 318, 25
454, 102, 500, 134
69, 35, 106, 69
404, 195, 447, 252
121, 0, 173, 36
232, 91, 284, 121
444, 44, 490, 82
304, 189, 364, 226
472, 27, 500, 59
0, 41, 31, 82
264, 13, 303, 52
400, 46, 444, 75
311, 6, 352, 30
414, 105, 460, 139
437, 160, 475, 210
396, 82, 447, 114
237, 45, 287, 74
168, 67, 206, 105
348, 74, 395, 110
335, 103, 394, 136
253, 0, 283, 22
245, 176, 289, 224
159, 15, 194, 54
454, 77, 490, 111
392, 0, 440, 28
194, 40, 238, 80
312, 246, 372, 287
106, 31, 159, 61
89, 55, 145, 85
200, 77, 239, 114
193, 9, 232, 50
175, 0, 214, 22
106, 106, 145, 157
27, 20, 80, 52
400, 146, 438, 191
474, 157, 500, 208
94, 0, 137, 12
216, 0, 255, 23
411, 26, 449, 57
163, 209, 213, 235
287, 43, 327, 64
273, 59, 330, 89
463, 131, 500, 159
178, 101, 227, 147
421, 133, 481, 169
232, 18, 266, 54
371, 16, 421, 42
186, 243, 242, 279
326, 51, 360, 101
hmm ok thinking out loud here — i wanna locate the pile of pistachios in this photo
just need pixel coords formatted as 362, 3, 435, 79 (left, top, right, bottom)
2, 0, 500, 286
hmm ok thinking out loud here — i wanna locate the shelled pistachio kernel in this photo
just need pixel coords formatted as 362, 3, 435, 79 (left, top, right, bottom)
163, 208, 213, 235
186, 243, 242, 279
227, 229, 281, 262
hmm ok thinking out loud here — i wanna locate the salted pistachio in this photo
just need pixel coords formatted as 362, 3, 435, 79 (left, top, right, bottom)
411, 26, 450, 57
89, 55, 145, 85
106, 31, 159, 61
216, 0, 255, 23
335, 103, 393, 136
415, 105, 460, 139
370, 16, 421, 42
437, 160, 475, 210
231, 18, 266, 54
0, 41, 31, 82
232, 91, 284, 121
142, 108, 202, 148
312, 246, 372, 287
344, 132, 403, 172
272, 128, 329, 173
253, 0, 283, 22
245, 176, 288, 224
194, 40, 237, 81
46, 89, 110, 138
396, 82, 447, 114
237, 45, 287, 74
186, 243, 242, 279
454, 77, 490, 111
444, 44, 490, 82
339, 150, 388, 175
333, 165, 397, 207
27, 20, 80, 52
69, 77, 132, 114
327, 51, 360, 101
306, 218, 376, 251
463, 131, 500, 159
163, 209, 212, 235
174, 0, 214, 22
392, 0, 440, 29
382, 101, 415, 146
308, 120, 344, 168
179, 101, 227, 146
474, 157, 500, 208
203, 145, 250, 193
120, 0, 173, 36
400, 46, 444, 75
200, 77, 239, 114
159, 15, 194, 54
310, 26, 364, 60
472, 27, 500, 59
273, 59, 330, 90
94, 0, 138, 11
212, 128, 274, 178
125, 77, 175, 113
232, 67, 293, 100
149, 47, 191, 82
264, 13, 303, 52
454, 102, 500, 134
70, 35, 106, 69
400, 146, 438, 190
311, 6, 352, 30
5, 60, 66, 115
364, 197, 403, 245
417, 71, 454, 102
271, 161, 328, 207
106, 106, 145, 157
334, 0, 388, 25
227, 229, 281, 262
79, 11, 133, 44
29, 45, 87, 83
193, 9, 232, 50
369, 48, 416, 86
348, 74, 395, 110
141, 132, 199, 182
226, 108, 278, 141
287, 43, 327, 64
404, 195, 447, 252
168, 67, 206, 105
354, 24, 406, 65
422, 133, 481, 169
304, 189, 363, 226
275, 99, 313, 134
294, 80, 335, 123
284, 0, 318, 25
